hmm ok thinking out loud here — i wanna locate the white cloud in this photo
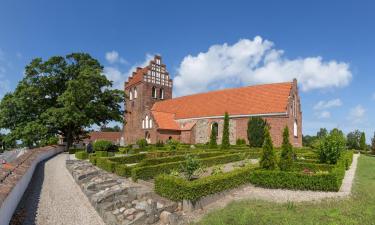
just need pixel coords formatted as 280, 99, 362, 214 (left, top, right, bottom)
105, 50, 128, 64
313, 98, 342, 110
103, 54, 153, 90
348, 105, 366, 123
317, 111, 331, 119
174, 36, 352, 96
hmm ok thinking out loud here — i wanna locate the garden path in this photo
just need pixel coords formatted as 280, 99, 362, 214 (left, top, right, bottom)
11, 153, 105, 225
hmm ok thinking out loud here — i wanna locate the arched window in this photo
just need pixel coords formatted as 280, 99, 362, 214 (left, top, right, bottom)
134, 87, 137, 99
145, 116, 149, 129
159, 88, 164, 99
211, 122, 219, 137
152, 87, 157, 98
129, 89, 133, 100
149, 119, 153, 128
142, 120, 145, 129
294, 120, 298, 137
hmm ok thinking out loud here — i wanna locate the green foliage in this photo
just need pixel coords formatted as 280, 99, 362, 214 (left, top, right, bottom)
247, 117, 267, 147
279, 126, 294, 171
100, 125, 121, 132
114, 164, 133, 177
131, 153, 243, 181
108, 153, 146, 164
138, 152, 224, 166
155, 165, 255, 202
360, 132, 367, 150
236, 138, 246, 145
302, 135, 317, 148
95, 151, 109, 157
0, 53, 124, 149
221, 112, 230, 149
316, 128, 328, 139
155, 140, 164, 147
167, 139, 180, 151
346, 130, 362, 150
136, 138, 148, 150
96, 157, 116, 172
209, 123, 218, 149
318, 128, 347, 164
260, 126, 277, 170
75, 151, 88, 160
211, 165, 224, 175
372, 132, 375, 155
181, 155, 201, 180
93, 140, 113, 152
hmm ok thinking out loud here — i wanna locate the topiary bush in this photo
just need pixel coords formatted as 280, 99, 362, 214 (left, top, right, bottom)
279, 126, 294, 171
209, 124, 218, 149
136, 139, 148, 150
93, 140, 113, 152
236, 138, 246, 146
221, 112, 230, 149
247, 117, 267, 147
75, 151, 88, 160
260, 126, 277, 170
167, 139, 180, 151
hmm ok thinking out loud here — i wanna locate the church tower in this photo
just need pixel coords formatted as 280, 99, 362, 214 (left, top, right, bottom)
123, 55, 173, 144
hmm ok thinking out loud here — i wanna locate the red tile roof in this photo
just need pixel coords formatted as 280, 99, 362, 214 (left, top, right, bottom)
87, 132, 122, 143
152, 82, 292, 120
151, 111, 180, 130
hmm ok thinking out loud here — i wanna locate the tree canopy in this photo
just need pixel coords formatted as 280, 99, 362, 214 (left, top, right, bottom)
346, 130, 362, 150
0, 53, 124, 149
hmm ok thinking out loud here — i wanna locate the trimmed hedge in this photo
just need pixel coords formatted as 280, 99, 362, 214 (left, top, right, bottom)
89, 153, 97, 165
75, 151, 88, 160
114, 164, 134, 177
131, 153, 243, 181
108, 153, 147, 164
155, 165, 256, 202
69, 148, 84, 154
96, 157, 116, 172
292, 162, 334, 172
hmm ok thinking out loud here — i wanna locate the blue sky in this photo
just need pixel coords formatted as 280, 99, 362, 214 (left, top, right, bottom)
0, 0, 374, 142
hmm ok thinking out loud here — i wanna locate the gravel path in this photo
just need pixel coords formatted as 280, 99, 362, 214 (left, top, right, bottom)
11, 153, 105, 225
185, 154, 360, 223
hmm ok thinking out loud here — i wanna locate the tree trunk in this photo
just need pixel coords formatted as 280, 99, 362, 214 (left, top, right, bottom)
65, 126, 73, 151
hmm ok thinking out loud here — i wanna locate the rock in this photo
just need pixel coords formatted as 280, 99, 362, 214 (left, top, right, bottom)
128, 212, 146, 225
147, 198, 153, 205
126, 214, 135, 221
124, 208, 136, 216
112, 208, 120, 215
119, 207, 126, 213
131, 200, 138, 205
168, 213, 179, 225
135, 201, 148, 210
160, 211, 171, 224
157, 202, 164, 209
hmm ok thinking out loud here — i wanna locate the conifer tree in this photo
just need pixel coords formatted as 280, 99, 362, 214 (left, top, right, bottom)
209, 123, 218, 148
360, 132, 367, 150
260, 126, 277, 170
279, 126, 294, 171
221, 112, 230, 149
371, 132, 375, 155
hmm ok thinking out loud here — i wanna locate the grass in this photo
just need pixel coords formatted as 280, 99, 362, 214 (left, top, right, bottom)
196, 155, 375, 225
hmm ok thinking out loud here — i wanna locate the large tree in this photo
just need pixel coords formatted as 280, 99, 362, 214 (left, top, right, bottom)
247, 117, 267, 147
0, 53, 124, 149
346, 130, 362, 150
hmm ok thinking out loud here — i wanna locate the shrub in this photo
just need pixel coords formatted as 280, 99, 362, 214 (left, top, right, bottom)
211, 165, 224, 175
260, 126, 277, 170
167, 139, 180, 151
69, 148, 83, 154
156, 140, 164, 147
108, 153, 146, 164
155, 165, 255, 202
372, 132, 375, 155
360, 132, 367, 150
181, 155, 201, 180
136, 139, 148, 150
96, 151, 109, 157
247, 117, 267, 147
96, 158, 116, 172
114, 164, 133, 177
209, 124, 218, 149
221, 112, 230, 149
75, 151, 88, 160
139, 152, 224, 166
131, 153, 243, 181
89, 153, 97, 165
236, 138, 246, 145
318, 128, 346, 164
346, 130, 362, 150
279, 126, 294, 171
93, 140, 113, 152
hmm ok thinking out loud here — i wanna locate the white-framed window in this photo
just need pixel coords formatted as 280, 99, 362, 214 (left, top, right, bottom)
142, 120, 145, 129
149, 119, 153, 128
134, 87, 137, 99
152, 87, 157, 98
294, 120, 298, 137
159, 89, 164, 99
145, 116, 149, 129
129, 89, 133, 100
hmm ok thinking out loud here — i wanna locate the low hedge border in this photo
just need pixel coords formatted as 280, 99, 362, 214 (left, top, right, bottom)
292, 162, 334, 172
75, 151, 88, 160
69, 148, 84, 154
131, 153, 244, 181
155, 165, 256, 202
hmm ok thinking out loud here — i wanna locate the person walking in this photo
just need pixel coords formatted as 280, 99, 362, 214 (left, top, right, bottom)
86, 141, 93, 154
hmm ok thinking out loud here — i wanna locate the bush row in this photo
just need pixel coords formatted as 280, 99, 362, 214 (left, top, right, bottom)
155, 165, 256, 202
75, 151, 88, 160
131, 153, 244, 181
291, 161, 334, 172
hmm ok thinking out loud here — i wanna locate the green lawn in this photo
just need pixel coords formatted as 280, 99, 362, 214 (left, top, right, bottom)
197, 155, 375, 225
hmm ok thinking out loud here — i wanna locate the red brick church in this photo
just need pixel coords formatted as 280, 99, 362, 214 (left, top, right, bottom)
123, 55, 302, 147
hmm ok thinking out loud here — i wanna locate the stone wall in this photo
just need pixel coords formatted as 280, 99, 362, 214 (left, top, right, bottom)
66, 160, 183, 225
